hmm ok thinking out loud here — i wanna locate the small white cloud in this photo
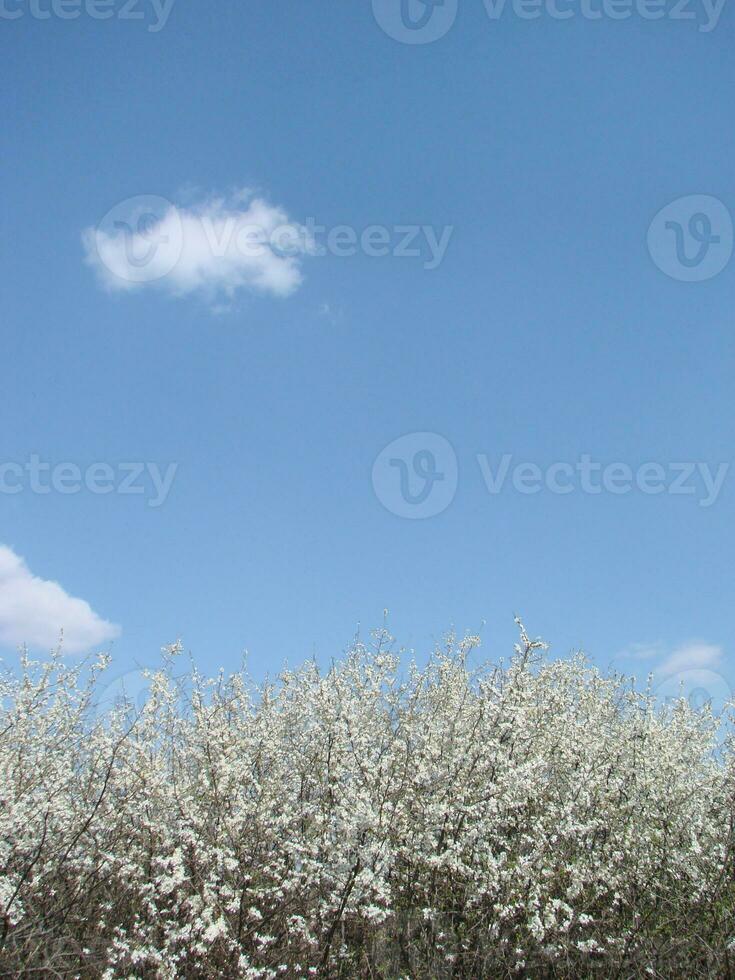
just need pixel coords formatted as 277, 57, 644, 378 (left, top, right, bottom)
653, 644, 730, 713
615, 639, 730, 711
0, 545, 120, 655
656, 642, 724, 678
616, 639, 727, 680
617, 641, 664, 662
82, 190, 313, 305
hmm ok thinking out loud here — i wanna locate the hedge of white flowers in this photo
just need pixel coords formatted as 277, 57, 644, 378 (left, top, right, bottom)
1, 622, 734, 978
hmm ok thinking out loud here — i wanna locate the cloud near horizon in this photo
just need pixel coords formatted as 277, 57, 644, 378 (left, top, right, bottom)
656, 642, 725, 678
618, 640, 725, 675
0, 545, 120, 655
82, 190, 313, 305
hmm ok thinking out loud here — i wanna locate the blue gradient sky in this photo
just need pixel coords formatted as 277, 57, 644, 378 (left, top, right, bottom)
1, 1, 733, 692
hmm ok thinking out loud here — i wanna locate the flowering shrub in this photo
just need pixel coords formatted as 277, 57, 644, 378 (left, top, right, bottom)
1, 622, 734, 978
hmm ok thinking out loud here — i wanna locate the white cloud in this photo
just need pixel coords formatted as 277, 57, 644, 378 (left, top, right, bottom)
617, 641, 664, 661
614, 639, 730, 710
616, 640, 724, 673
82, 190, 313, 305
651, 643, 731, 712
656, 642, 724, 678
0, 545, 120, 655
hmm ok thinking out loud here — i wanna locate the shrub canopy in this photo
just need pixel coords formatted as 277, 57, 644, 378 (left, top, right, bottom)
1, 623, 734, 977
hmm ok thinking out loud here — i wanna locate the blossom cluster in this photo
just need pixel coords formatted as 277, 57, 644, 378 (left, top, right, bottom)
1, 623, 734, 977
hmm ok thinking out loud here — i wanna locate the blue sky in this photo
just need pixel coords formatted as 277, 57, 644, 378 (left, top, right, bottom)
1, 0, 733, 702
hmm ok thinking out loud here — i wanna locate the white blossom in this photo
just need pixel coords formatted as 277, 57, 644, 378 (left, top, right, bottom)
0, 624, 733, 976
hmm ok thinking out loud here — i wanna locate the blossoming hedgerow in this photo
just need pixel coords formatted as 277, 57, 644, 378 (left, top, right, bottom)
1, 621, 733, 977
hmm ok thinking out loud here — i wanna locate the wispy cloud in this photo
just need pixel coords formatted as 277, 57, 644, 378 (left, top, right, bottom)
617, 638, 730, 707
0, 545, 119, 655
616, 639, 728, 678
82, 190, 312, 305
616, 640, 724, 673
616, 641, 665, 662
317, 302, 344, 325
656, 642, 724, 678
